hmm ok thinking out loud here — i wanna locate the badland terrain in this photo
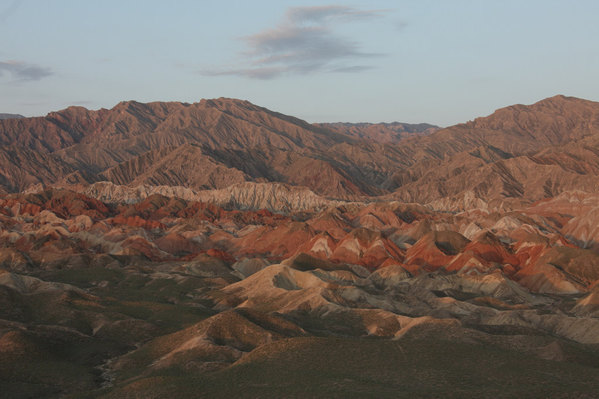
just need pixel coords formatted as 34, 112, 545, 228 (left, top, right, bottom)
2, 95, 599, 398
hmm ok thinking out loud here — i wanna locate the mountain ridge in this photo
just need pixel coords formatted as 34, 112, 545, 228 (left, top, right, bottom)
0, 113, 24, 120
2, 95, 599, 206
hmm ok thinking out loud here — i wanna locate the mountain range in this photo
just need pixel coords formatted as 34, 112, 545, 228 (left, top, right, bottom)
2, 95, 599, 208
2, 95, 599, 398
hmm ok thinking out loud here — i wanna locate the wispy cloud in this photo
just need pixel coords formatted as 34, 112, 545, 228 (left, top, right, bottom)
0, 60, 53, 81
203, 5, 388, 79
330, 65, 374, 73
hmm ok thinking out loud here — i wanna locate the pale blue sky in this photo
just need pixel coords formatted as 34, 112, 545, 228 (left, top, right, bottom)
1, 0, 598, 126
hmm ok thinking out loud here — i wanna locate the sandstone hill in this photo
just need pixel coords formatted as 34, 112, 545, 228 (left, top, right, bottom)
1, 188, 599, 397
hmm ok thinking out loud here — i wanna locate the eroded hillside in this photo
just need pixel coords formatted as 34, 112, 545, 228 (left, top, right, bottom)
2, 188, 599, 397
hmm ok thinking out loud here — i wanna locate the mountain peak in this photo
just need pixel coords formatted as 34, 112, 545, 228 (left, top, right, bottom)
528, 94, 599, 109
199, 97, 255, 108
536, 94, 572, 103
469, 94, 599, 133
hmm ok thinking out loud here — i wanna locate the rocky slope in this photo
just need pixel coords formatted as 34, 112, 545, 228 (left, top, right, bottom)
71, 181, 340, 213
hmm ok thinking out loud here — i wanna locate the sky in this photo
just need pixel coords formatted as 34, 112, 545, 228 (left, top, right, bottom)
1, 0, 599, 126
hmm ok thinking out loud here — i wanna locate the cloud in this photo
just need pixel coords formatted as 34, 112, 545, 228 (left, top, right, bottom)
286, 5, 384, 24
0, 60, 53, 81
203, 5, 387, 79
330, 65, 374, 73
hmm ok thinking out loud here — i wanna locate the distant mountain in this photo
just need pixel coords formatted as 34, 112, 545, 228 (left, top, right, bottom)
315, 122, 439, 144
386, 95, 599, 204
2, 95, 599, 205
0, 98, 408, 197
0, 113, 24, 120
